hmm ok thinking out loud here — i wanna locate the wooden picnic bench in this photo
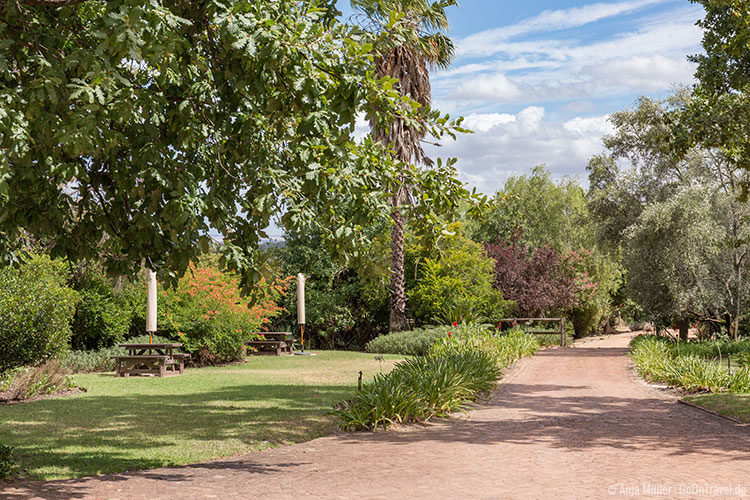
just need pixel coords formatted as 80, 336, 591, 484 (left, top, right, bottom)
112, 343, 190, 377
247, 332, 296, 356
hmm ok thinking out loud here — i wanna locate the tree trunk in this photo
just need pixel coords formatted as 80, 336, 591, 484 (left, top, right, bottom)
389, 202, 407, 332
729, 317, 739, 340
678, 320, 689, 341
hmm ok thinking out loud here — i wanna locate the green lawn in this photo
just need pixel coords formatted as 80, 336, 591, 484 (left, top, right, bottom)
683, 393, 750, 423
0, 351, 404, 481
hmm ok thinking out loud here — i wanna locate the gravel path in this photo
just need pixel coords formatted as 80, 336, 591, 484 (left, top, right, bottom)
4, 332, 749, 499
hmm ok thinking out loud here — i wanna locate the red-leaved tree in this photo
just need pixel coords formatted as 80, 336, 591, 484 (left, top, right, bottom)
485, 238, 578, 317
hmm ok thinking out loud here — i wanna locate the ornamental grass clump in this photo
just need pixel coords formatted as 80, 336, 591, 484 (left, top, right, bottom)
630, 335, 750, 393
3, 360, 75, 401
335, 328, 538, 431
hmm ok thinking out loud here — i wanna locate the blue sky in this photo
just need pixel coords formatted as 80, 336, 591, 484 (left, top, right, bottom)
343, 0, 706, 193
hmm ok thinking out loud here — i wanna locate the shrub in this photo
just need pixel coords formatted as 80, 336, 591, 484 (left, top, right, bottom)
0, 255, 79, 372
121, 261, 288, 365
562, 250, 623, 338
0, 444, 14, 480
166, 263, 288, 364
367, 323, 541, 359
366, 326, 453, 356
431, 327, 540, 367
410, 235, 511, 324
3, 360, 74, 401
61, 347, 121, 373
70, 270, 131, 350
337, 329, 539, 431
0, 370, 13, 391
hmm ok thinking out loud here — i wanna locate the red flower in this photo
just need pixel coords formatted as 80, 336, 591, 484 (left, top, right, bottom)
452, 321, 458, 327
448, 331, 452, 338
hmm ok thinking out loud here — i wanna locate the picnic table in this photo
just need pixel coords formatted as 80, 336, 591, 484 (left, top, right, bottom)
247, 332, 296, 356
112, 343, 190, 377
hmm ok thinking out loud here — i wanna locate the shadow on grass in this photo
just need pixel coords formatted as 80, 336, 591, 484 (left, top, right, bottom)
0, 383, 353, 483
1, 460, 307, 500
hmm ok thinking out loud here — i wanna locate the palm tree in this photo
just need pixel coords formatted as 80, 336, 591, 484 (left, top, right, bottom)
351, 0, 456, 331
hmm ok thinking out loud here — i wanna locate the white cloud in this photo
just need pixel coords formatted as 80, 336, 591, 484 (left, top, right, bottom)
426, 108, 612, 193
563, 115, 614, 136
591, 54, 696, 91
440, 10, 701, 105
516, 106, 546, 132
462, 113, 516, 132
417, 1, 707, 194
353, 114, 370, 141
458, 0, 670, 57
564, 100, 597, 113
451, 73, 523, 101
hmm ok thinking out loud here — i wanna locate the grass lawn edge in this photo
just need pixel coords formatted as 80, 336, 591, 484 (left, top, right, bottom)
681, 393, 750, 424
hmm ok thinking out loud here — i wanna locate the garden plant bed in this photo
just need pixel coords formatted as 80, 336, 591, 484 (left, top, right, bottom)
0, 387, 85, 405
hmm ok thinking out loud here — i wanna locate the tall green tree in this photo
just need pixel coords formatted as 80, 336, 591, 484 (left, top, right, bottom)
587, 94, 704, 249
472, 165, 591, 252
271, 227, 390, 349
591, 94, 750, 338
624, 186, 723, 340
0, 0, 464, 289
680, 0, 750, 174
351, 0, 458, 331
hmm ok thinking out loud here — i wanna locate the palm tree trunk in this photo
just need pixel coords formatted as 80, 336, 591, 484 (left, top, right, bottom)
389, 200, 407, 332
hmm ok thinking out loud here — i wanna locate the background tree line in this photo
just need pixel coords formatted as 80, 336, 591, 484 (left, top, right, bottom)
2, 0, 750, 364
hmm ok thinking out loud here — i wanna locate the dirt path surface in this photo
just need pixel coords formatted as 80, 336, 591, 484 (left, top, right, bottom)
4, 332, 749, 500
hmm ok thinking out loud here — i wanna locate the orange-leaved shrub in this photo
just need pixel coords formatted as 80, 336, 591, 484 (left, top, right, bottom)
133, 261, 291, 364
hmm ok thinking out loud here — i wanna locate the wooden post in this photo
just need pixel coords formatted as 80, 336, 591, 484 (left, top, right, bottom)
560, 317, 566, 347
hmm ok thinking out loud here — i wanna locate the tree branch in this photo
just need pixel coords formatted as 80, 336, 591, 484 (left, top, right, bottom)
22, 0, 94, 5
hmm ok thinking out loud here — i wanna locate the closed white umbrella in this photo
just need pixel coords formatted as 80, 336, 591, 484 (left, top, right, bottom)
146, 269, 157, 344
297, 273, 306, 352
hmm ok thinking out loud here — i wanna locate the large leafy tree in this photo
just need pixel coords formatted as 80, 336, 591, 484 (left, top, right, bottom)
590, 94, 750, 338
587, 94, 704, 249
624, 186, 724, 340
270, 227, 390, 349
0, 0, 464, 289
351, 0, 458, 331
471, 165, 591, 252
680, 0, 750, 174
485, 238, 577, 318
